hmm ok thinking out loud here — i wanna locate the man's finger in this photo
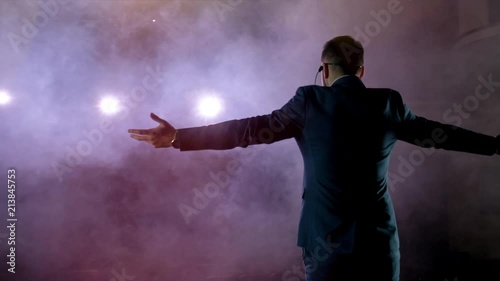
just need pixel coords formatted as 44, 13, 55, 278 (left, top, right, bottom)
128, 129, 153, 135
150, 112, 165, 124
130, 134, 152, 141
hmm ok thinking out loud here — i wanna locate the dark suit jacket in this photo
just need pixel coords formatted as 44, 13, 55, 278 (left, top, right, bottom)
173, 76, 497, 261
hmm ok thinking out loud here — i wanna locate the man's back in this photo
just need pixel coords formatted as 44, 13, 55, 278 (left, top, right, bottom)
293, 75, 498, 280
296, 76, 402, 279
298, 76, 399, 196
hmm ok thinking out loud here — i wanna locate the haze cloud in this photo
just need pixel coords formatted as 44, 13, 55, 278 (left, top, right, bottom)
0, 0, 498, 280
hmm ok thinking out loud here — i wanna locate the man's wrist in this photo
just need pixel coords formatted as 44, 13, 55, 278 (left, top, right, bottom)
171, 130, 180, 149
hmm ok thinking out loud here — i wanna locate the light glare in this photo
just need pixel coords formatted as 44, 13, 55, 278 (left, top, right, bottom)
197, 96, 223, 118
0, 91, 12, 105
99, 96, 121, 115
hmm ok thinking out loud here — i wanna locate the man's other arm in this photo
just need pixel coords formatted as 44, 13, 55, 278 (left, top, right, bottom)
392, 91, 500, 155
172, 87, 307, 151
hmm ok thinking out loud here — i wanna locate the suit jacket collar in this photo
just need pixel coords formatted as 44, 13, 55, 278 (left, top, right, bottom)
331, 75, 366, 89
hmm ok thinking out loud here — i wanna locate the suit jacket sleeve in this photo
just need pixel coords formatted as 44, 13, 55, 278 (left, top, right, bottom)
173, 87, 307, 151
392, 91, 497, 156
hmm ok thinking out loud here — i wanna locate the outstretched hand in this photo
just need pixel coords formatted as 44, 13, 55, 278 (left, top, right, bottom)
128, 113, 177, 148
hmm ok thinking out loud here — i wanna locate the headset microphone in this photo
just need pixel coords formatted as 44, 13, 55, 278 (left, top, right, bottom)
314, 65, 323, 85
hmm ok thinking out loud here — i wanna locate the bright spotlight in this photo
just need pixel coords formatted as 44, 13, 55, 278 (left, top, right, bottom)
0, 91, 12, 105
99, 96, 121, 115
197, 95, 223, 118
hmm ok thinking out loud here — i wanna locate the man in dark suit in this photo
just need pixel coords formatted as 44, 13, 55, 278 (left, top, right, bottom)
128, 36, 500, 281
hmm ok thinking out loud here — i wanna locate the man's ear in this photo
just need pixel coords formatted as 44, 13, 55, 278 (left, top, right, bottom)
323, 63, 329, 79
359, 66, 365, 78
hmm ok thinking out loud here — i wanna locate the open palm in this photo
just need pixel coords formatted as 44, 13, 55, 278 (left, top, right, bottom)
128, 113, 177, 148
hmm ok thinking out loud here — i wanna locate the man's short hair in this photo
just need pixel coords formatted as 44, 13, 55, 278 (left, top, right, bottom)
321, 36, 364, 75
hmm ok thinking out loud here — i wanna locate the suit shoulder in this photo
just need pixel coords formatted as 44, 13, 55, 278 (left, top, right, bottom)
365, 87, 399, 96
367, 88, 412, 121
297, 85, 327, 96
296, 85, 316, 93
366, 88, 403, 102
293, 85, 317, 100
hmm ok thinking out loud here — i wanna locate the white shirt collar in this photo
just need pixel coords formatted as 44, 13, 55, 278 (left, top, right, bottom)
330, 75, 351, 86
